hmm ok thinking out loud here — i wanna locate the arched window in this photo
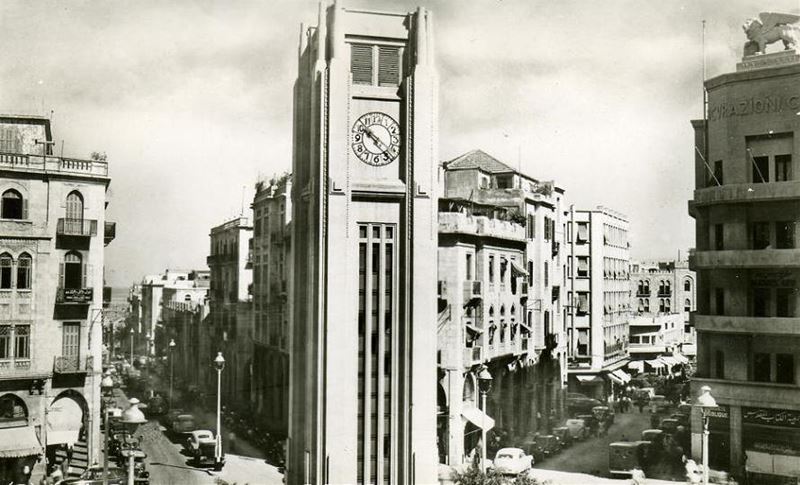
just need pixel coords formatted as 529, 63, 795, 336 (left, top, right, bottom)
665, 299, 671, 312
499, 305, 505, 317
0, 394, 28, 424
65, 191, 84, 234
510, 305, 515, 316
62, 252, 83, 289
0, 254, 12, 289
684, 279, 692, 292
16, 253, 31, 290
659, 281, 665, 295
665, 281, 671, 294
659, 298, 665, 313
644, 280, 650, 294
685, 299, 691, 312
184, 294, 192, 302
1, 190, 24, 220
488, 306, 494, 318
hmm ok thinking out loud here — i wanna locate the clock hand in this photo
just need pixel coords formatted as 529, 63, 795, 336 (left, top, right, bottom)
364, 126, 389, 152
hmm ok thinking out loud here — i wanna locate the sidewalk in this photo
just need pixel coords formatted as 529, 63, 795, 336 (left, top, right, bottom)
533, 468, 679, 484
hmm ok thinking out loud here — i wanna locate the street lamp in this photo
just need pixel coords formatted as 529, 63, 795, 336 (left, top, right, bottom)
168, 339, 176, 410
213, 352, 226, 470
477, 366, 493, 473
101, 372, 115, 485
119, 397, 147, 485
696, 385, 718, 485
129, 328, 135, 363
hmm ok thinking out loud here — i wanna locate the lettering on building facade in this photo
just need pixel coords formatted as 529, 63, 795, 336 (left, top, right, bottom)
708, 95, 800, 120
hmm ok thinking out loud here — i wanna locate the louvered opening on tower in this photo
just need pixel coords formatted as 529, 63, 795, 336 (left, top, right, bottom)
350, 43, 402, 87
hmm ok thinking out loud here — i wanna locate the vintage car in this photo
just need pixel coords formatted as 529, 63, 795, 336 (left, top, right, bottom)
641, 429, 664, 448
608, 441, 648, 476
186, 429, 216, 453
565, 418, 589, 440
526, 434, 560, 462
677, 403, 693, 415
492, 447, 533, 476
57, 465, 127, 485
145, 394, 167, 417
649, 394, 671, 414
171, 414, 198, 435
567, 395, 602, 416
592, 405, 615, 424
576, 413, 598, 435
552, 426, 572, 448
186, 430, 222, 468
671, 412, 690, 427
162, 408, 186, 427
659, 418, 680, 435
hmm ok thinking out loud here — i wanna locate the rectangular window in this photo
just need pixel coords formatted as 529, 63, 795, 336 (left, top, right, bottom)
488, 255, 495, 283
752, 155, 769, 183
0, 326, 9, 359
714, 224, 724, 251
576, 256, 589, 278
544, 261, 549, 288
577, 329, 589, 356
576, 222, 589, 243
713, 160, 724, 185
776, 222, 795, 249
714, 288, 725, 316
62, 323, 80, 360
16, 257, 30, 290
14, 325, 29, 359
577, 292, 589, 314
777, 288, 795, 317
351, 44, 374, 85
377, 45, 400, 87
776, 353, 795, 384
715, 350, 725, 379
753, 287, 771, 317
776, 154, 792, 182
753, 353, 771, 382
752, 222, 771, 249
465, 253, 473, 280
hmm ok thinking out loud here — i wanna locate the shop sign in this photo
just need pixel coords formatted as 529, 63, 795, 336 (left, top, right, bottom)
708, 404, 729, 431
744, 407, 800, 428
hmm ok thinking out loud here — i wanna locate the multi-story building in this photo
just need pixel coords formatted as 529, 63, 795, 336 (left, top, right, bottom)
689, 42, 800, 480
565, 206, 632, 399
288, 4, 438, 483
160, 298, 210, 397
250, 174, 291, 435
207, 217, 253, 411
627, 313, 687, 375
0, 115, 114, 483
438, 149, 569, 465
437, 197, 531, 465
631, 259, 697, 348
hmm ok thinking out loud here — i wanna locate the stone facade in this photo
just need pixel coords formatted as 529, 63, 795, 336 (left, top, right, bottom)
0, 115, 113, 483
689, 49, 800, 480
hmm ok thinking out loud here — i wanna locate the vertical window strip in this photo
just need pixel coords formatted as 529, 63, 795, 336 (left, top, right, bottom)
14, 325, 29, 359
357, 237, 366, 483
383, 240, 393, 483
370, 239, 380, 483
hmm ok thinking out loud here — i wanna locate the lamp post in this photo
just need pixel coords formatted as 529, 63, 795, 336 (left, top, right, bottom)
213, 352, 225, 470
119, 397, 147, 485
129, 328, 135, 363
100, 372, 114, 485
696, 385, 718, 485
168, 339, 176, 410
477, 366, 493, 473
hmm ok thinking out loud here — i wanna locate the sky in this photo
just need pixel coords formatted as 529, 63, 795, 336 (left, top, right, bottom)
2, 0, 799, 287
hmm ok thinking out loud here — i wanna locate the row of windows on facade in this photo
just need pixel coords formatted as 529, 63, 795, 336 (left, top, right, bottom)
707, 153, 792, 187
603, 223, 629, 248
0, 251, 88, 290
711, 349, 795, 385
636, 297, 693, 313
465, 253, 526, 288
1, 189, 86, 221
466, 320, 529, 347
709, 287, 797, 318
710, 221, 796, 251
637, 279, 692, 295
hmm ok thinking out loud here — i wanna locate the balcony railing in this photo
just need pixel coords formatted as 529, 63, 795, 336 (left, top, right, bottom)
0, 152, 109, 177
53, 355, 92, 374
56, 218, 97, 237
463, 280, 482, 302
56, 287, 93, 304
104, 222, 116, 245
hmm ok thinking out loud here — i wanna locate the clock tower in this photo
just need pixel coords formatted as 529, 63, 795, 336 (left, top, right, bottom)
288, 3, 438, 485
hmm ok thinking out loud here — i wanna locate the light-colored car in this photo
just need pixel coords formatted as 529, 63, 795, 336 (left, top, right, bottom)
492, 447, 533, 476
185, 429, 216, 453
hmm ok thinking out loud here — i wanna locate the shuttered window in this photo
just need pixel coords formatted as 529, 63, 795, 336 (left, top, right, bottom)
378, 46, 400, 86
351, 44, 373, 85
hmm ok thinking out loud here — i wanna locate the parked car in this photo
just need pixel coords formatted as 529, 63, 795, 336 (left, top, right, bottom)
565, 418, 589, 440
592, 405, 615, 424
145, 395, 167, 417
671, 412, 690, 428
57, 465, 127, 485
186, 429, 216, 453
608, 441, 648, 476
659, 418, 680, 435
567, 392, 589, 400
162, 408, 185, 427
641, 429, 664, 448
552, 426, 572, 448
576, 413, 598, 435
171, 414, 198, 435
649, 394, 670, 414
527, 434, 560, 462
567, 396, 602, 416
492, 447, 533, 476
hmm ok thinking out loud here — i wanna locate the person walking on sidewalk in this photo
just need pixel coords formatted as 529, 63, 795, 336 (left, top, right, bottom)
227, 430, 237, 455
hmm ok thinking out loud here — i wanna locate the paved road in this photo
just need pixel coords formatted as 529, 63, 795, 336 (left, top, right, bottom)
536, 409, 654, 478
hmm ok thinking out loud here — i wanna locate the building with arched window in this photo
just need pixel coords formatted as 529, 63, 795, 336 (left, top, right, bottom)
0, 114, 114, 483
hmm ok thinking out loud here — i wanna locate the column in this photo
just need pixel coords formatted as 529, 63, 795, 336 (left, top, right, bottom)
446, 369, 464, 466
729, 405, 743, 478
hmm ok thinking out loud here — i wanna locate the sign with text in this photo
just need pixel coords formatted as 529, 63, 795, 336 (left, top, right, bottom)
57, 288, 93, 304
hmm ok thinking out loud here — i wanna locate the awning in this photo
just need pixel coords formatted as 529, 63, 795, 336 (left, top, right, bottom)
682, 344, 697, 356
510, 260, 528, 276
47, 396, 83, 446
612, 369, 631, 384
575, 374, 603, 383
672, 353, 690, 365
0, 426, 43, 458
462, 406, 495, 431
608, 373, 625, 386
646, 359, 665, 369
465, 322, 483, 335
627, 361, 645, 373
660, 356, 679, 367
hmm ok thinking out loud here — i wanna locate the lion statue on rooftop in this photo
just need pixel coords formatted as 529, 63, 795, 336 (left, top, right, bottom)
743, 12, 800, 56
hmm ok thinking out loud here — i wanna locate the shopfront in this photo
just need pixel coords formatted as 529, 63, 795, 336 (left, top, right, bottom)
708, 404, 730, 470
743, 407, 800, 485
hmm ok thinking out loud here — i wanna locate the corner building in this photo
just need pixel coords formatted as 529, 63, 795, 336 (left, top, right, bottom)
288, 5, 438, 485
689, 50, 800, 482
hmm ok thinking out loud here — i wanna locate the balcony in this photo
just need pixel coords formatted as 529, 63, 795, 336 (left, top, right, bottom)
691, 249, 800, 269
691, 180, 800, 210
53, 355, 92, 374
438, 280, 448, 300
636, 291, 651, 297
104, 222, 116, 246
439, 212, 525, 242
0, 152, 108, 178
463, 346, 483, 366
56, 218, 97, 237
463, 280, 482, 302
693, 313, 800, 336
56, 287, 93, 304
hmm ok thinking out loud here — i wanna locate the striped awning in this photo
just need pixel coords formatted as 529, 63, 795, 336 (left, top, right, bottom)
0, 426, 42, 458
672, 352, 690, 364
462, 406, 495, 431
646, 359, 665, 369
627, 360, 645, 372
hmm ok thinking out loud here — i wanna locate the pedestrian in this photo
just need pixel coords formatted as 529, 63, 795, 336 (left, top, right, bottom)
631, 466, 646, 485
637, 399, 645, 414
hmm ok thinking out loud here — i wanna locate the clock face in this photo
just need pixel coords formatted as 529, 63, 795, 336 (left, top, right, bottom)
351, 112, 401, 166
